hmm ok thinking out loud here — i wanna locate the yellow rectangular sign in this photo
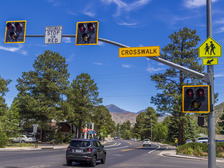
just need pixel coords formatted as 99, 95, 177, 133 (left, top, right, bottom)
119, 46, 160, 58
202, 58, 218, 65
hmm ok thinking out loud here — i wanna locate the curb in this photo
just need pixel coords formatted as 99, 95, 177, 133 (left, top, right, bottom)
161, 150, 224, 163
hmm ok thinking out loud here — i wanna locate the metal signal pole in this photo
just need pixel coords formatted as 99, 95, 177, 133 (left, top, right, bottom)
207, 0, 216, 168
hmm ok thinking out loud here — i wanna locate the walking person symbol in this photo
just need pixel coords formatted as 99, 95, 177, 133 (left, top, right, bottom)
204, 43, 209, 55
210, 41, 215, 55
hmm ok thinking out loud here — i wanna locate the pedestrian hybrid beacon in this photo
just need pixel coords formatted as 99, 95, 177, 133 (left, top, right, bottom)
182, 85, 210, 113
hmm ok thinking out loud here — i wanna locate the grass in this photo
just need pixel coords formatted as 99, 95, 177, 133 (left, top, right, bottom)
177, 142, 224, 158
6, 142, 34, 148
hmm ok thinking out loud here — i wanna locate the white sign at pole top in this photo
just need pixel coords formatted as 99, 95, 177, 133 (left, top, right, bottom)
45, 26, 62, 44
33, 124, 38, 134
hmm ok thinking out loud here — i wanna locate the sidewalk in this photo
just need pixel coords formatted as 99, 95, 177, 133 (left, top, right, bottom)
156, 142, 224, 163
0, 143, 68, 151
0, 138, 113, 151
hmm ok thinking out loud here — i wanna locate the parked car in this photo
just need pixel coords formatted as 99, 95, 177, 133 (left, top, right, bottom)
114, 136, 120, 139
185, 139, 193, 144
66, 139, 106, 167
11, 135, 36, 143
195, 137, 208, 143
143, 139, 151, 147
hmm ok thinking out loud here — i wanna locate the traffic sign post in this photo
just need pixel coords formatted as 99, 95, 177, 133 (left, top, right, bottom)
206, 1, 216, 167
44, 26, 62, 44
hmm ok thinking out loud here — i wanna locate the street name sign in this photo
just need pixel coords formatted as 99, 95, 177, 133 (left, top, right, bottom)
202, 58, 218, 65
45, 26, 62, 44
198, 37, 222, 58
119, 46, 160, 58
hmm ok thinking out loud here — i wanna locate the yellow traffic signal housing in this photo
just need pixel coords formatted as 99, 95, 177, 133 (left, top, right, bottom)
182, 85, 210, 113
75, 21, 99, 45
5, 20, 27, 43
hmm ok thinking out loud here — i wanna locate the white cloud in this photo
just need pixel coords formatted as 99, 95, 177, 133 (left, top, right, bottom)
101, 0, 151, 16
147, 66, 164, 73
94, 62, 103, 66
117, 21, 138, 26
216, 26, 224, 33
66, 54, 75, 63
98, 41, 104, 46
0, 45, 28, 55
83, 4, 95, 17
184, 0, 218, 8
62, 37, 72, 43
214, 74, 224, 78
214, 18, 224, 24
0, 45, 22, 52
122, 64, 131, 68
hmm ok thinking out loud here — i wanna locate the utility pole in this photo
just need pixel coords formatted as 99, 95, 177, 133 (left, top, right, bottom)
207, 0, 216, 168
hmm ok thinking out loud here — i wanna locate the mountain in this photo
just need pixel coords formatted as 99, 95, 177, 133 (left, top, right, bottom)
105, 104, 131, 113
110, 112, 138, 126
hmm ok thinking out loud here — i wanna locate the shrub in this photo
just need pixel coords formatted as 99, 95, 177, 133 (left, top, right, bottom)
184, 147, 193, 155
0, 131, 8, 148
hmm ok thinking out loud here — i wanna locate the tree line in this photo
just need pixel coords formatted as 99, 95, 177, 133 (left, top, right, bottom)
0, 27, 224, 147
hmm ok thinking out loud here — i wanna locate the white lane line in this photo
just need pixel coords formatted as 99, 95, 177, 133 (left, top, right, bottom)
148, 145, 160, 154
105, 142, 121, 148
106, 145, 129, 150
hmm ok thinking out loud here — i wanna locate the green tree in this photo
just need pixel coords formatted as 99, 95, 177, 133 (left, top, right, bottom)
133, 107, 158, 140
0, 76, 11, 147
2, 98, 22, 138
92, 105, 115, 137
16, 50, 70, 141
150, 27, 203, 144
218, 111, 224, 134
67, 73, 102, 138
153, 123, 168, 141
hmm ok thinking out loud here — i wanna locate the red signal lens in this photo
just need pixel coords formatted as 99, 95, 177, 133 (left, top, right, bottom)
7, 23, 14, 30
88, 23, 94, 31
186, 89, 193, 98
79, 24, 85, 32
15, 22, 23, 31
197, 89, 204, 97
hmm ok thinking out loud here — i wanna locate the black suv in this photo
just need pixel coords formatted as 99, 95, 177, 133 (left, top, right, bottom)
66, 139, 106, 167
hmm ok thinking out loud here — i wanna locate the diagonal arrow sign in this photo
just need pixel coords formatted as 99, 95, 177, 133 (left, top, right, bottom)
207, 59, 214, 64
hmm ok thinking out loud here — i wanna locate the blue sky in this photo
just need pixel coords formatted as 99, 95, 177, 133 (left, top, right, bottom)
0, 0, 224, 113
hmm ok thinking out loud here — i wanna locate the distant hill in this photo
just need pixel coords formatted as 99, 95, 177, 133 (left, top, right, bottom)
105, 104, 131, 113
105, 102, 224, 128
215, 102, 224, 124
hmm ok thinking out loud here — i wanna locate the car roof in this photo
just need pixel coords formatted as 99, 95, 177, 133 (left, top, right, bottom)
71, 139, 99, 141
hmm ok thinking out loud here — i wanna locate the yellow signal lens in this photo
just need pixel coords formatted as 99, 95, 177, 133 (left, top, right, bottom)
192, 100, 200, 108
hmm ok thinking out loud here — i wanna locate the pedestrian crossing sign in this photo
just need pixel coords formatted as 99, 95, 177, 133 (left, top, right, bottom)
198, 37, 222, 58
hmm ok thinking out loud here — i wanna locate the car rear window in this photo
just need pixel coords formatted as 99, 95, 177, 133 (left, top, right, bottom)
198, 137, 208, 140
144, 139, 150, 141
70, 140, 91, 147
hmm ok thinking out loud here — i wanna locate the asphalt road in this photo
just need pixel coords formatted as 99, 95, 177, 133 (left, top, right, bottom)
0, 140, 223, 168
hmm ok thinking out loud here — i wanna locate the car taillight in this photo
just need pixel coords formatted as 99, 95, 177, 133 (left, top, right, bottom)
87, 148, 93, 153
67, 147, 71, 151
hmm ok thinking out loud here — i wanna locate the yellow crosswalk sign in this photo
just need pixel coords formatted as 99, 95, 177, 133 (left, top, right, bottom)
202, 58, 218, 65
198, 37, 222, 58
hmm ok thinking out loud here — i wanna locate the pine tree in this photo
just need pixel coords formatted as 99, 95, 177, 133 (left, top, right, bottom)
16, 50, 70, 141
67, 73, 102, 138
151, 27, 203, 144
